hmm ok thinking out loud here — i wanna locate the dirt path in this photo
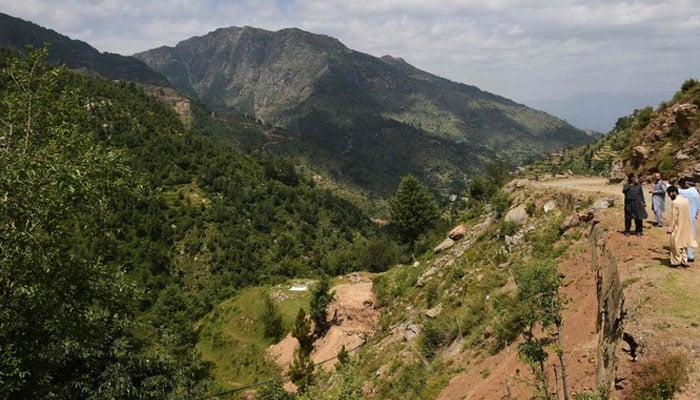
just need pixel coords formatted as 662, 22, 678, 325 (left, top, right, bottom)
439, 177, 700, 400
531, 176, 624, 198
534, 177, 700, 399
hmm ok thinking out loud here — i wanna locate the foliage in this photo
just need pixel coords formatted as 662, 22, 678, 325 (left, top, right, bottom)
500, 220, 519, 237
419, 319, 448, 361
260, 292, 285, 342
257, 379, 296, 400
327, 234, 402, 274
0, 47, 205, 398
673, 78, 700, 101
289, 307, 315, 392
310, 276, 334, 336
513, 259, 564, 398
490, 190, 512, 217
468, 176, 498, 202
292, 308, 313, 354
389, 174, 441, 249
0, 47, 388, 396
627, 352, 689, 400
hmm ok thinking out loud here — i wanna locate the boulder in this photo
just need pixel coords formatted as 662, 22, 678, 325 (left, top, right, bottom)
608, 160, 626, 183
632, 146, 647, 166
433, 238, 455, 253
591, 198, 615, 210
559, 211, 595, 233
543, 200, 558, 213
448, 224, 467, 240
504, 204, 529, 226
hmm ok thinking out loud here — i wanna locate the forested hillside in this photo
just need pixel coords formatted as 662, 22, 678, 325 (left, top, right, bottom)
0, 12, 170, 86
0, 48, 394, 398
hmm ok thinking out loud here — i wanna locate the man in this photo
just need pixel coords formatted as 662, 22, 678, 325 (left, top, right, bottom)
622, 173, 647, 236
649, 172, 667, 227
667, 185, 697, 267
678, 178, 699, 262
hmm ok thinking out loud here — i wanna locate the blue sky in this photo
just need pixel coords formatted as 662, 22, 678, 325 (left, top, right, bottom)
1, 0, 698, 103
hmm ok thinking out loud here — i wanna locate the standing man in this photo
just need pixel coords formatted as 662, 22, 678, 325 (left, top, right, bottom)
667, 185, 697, 267
650, 172, 667, 227
678, 178, 700, 261
623, 173, 648, 236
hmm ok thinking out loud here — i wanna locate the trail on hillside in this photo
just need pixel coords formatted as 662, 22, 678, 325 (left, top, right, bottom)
532, 177, 700, 399
531, 176, 623, 198
439, 176, 700, 400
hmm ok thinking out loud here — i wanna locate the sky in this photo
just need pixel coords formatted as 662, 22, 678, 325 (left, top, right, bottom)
1, 0, 698, 103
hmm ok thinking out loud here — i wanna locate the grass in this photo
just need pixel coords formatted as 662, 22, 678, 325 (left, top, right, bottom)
196, 285, 311, 389
659, 272, 700, 323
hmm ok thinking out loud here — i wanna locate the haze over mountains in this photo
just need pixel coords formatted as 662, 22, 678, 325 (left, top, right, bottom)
528, 92, 670, 133
0, 12, 592, 193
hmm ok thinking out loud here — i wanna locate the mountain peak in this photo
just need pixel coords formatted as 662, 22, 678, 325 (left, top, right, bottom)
135, 25, 592, 192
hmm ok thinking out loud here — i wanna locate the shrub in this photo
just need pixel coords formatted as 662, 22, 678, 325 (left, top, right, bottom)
627, 352, 690, 400
500, 220, 519, 237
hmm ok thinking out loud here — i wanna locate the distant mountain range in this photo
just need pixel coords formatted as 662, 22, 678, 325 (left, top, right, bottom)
0, 13, 593, 192
528, 92, 670, 133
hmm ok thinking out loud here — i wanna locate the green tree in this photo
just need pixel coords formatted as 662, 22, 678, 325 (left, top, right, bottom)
289, 308, 314, 392
389, 174, 440, 250
260, 292, 285, 341
514, 259, 566, 400
0, 47, 206, 399
310, 276, 334, 336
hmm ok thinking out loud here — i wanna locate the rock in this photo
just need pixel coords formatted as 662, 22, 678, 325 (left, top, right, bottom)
504, 204, 529, 226
505, 232, 525, 249
608, 160, 625, 183
675, 150, 690, 161
632, 146, 647, 166
433, 238, 455, 253
403, 323, 420, 341
448, 224, 467, 240
504, 179, 529, 192
413, 261, 420, 267
417, 266, 439, 287
424, 304, 443, 318
591, 198, 615, 210
543, 200, 558, 213
559, 211, 595, 233
695, 162, 700, 175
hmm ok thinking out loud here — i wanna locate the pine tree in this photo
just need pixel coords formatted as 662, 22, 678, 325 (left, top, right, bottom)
310, 275, 334, 336
289, 308, 314, 391
260, 292, 285, 341
389, 174, 441, 250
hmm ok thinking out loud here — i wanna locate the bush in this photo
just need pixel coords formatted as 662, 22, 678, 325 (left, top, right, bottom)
627, 352, 689, 400
490, 190, 511, 217
500, 220, 519, 237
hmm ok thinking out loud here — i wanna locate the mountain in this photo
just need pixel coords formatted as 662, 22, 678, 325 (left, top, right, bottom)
0, 12, 170, 86
528, 92, 670, 133
135, 26, 593, 193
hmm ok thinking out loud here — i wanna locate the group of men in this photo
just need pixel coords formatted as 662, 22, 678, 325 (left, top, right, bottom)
623, 172, 699, 267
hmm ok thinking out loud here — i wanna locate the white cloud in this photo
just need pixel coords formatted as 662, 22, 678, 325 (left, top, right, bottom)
0, 0, 698, 100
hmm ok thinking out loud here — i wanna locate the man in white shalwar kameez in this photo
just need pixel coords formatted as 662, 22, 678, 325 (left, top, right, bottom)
667, 185, 697, 267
